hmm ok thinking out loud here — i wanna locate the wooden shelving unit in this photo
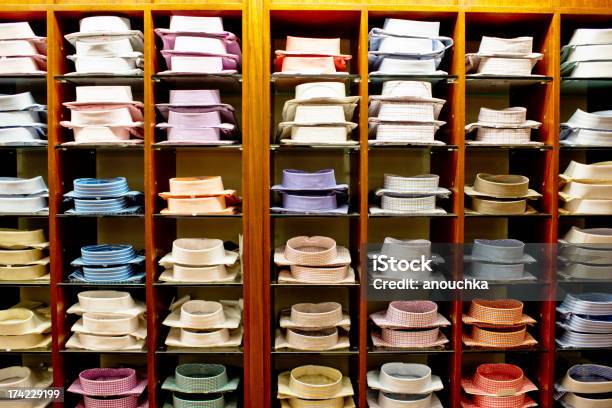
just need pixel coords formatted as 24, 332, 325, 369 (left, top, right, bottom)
0, 1, 610, 408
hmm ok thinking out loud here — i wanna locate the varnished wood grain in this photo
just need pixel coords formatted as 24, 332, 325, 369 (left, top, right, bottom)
243, 0, 269, 407
1, 2, 610, 408
142, 8, 158, 408
464, 0, 552, 8
554, 0, 612, 11
357, 10, 368, 407
540, 13, 560, 408
46, 10, 64, 407
450, 12, 465, 408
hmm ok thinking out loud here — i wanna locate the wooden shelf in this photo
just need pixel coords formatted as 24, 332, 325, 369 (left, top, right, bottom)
0, 2, 609, 408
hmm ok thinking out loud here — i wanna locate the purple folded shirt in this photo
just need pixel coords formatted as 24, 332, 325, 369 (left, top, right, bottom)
271, 169, 348, 192
154, 30, 242, 58
161, 51, 240, 71
271, 192, 349, 214
155, 104, 238, 144
156, 105, 237, 126
161, 89, 221, 106
156, 127, 236, 145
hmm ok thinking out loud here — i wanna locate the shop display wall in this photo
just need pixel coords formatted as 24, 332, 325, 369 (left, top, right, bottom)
0, 1, 610, 408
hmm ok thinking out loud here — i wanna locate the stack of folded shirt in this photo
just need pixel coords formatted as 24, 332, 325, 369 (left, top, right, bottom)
158, 176, 241, 215
155, 16, 241, 74
465, 173, 542, 215
271, 169, 349, 214
370, 174, 451, 215
558, 227, 612, 281
562, 28, 612, 78
0, 22, 46, 75
0, 228, 49, 282
368, 18, 453, 75
158, 238, 240, 283
68, 244, 145, 283
369, 83, 446, 146
277, 365, 355, 407
63, 177, 143, 215
162, 296, 243, 349
462, 363, 538, 408
367, 363, 444, 408
463, 299, 538, 349
466, 107, 542, 145
277, 82, 358, 145
64, 16, 143, 76
368, 81, 446, 145
61, 86, 144, 144
466, 36, 542, 76
0, 176, 48, 215
368, 238, 444, 281
0, 92, 47, 146
274, 235, 355, 284
66, 290, 146, 351
555, 364, 612, 408
0, 366, 52, 407
0, 301, 51, 351
370, 301, 450, 349
162, 363, 239, 407
274, 36, 351, 74
561, 109, 612, 146
68, 367, 147, 408
557, 293, 612, 348
559, 161, 612, 215
275, 301, 350, 351
464, 239, 537, 281
155, 89, 238, 145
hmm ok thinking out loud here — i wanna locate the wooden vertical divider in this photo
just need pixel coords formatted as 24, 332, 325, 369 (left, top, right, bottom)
451, 10, 466, 408
0, 2, 610, 407
357, 7, 369, 407
243, 0, 270, 406
538, 11, 561, 408
46, 9, 66, 403
143, 5, 158, 408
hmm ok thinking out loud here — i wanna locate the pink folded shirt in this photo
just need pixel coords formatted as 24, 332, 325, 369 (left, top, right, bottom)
161, 52, 240, 71
166, 127, 225, 143
154, 30, 242, 58
157, 106, 236, 126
